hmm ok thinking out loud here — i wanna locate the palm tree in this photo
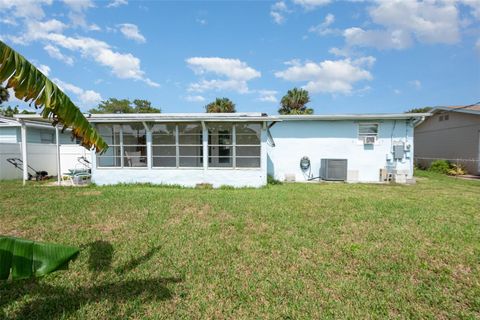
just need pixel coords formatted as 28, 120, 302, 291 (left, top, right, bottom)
205, 98, 236, 113
0, 85, 9, 104
0, 41, 107, 152
278, 88, 313, 115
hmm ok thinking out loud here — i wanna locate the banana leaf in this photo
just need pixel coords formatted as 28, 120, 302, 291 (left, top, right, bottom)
0, 236, 79, 281
0, 41, 108, 153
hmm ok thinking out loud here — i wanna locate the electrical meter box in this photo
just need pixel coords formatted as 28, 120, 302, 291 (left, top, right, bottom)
393, 144, 405, 160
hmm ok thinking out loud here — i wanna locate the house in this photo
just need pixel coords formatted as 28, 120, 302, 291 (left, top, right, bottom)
0, 116, 89, 180
415, 105, 480, 174
13, 112, 428, 187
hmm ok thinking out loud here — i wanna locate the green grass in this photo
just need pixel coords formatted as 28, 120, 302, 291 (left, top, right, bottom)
1, 171, 479, 319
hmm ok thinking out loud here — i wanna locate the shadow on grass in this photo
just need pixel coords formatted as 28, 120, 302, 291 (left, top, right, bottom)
0, 276, 182, 319
0, 242, 182, 319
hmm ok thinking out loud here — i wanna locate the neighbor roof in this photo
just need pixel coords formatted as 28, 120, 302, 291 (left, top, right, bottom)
431, 105, 480, 116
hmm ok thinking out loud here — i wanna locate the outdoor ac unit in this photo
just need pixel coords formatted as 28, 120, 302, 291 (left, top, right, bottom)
363, 136, 376, 144
320, 159, 348, 181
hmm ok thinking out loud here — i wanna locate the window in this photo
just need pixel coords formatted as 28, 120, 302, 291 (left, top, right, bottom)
208, 123, 261, 168
152, 124, 176, 167
122, 124, 147, 167
358, 123, 379, 140
40, 131, 54, 144
96, 124, 146, 168
235, 123, 261, 168
151, 123, 203, 168
444, 114, 449, 121
439, 115, 444, 121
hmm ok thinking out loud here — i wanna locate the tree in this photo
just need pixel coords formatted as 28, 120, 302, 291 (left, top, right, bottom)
0, 40, 107, 152
406, 107, 433, 113
88, 98, 161, 114
0, 105, 36, 117
205, 98, 236, 113
278, 88, 313, 115
0, 85, 9, 105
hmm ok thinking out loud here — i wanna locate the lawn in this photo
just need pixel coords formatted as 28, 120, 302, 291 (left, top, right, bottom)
1, 171, 479, 319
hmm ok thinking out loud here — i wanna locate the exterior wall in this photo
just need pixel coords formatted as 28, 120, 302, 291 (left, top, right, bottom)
0, 143, 90, 180
91, 127, 268, 188
267, 120, 414, 183
0, 127, 19, 143
415, 112, 480, 174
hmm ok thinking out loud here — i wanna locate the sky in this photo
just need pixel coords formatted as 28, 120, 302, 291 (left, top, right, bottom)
0, 0, 479, 115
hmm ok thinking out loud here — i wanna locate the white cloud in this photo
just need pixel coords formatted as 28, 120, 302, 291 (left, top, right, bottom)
344, 27, 412, 50
186, 57, 260, 94
62, 0, 99, 30
409, 80, 422, 89
53, 78, 102, 108
275, 57, 375, 94
270, 1, 289, 24
394, 89, 401, 95
44, 44, 74, 65
257, 90, 278, 103
293, 0, 330, 10
309, 13, 336, 35
184, 95, 206, 102
344, 0, 464, 50
37, 64, 51, 76
196, 18, 207, 25
118, 23, 146, 43
106, 0, 127, 8
0, 0, 52, 19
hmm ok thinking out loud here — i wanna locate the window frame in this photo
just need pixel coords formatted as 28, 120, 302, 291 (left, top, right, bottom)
357, 122, 379, 141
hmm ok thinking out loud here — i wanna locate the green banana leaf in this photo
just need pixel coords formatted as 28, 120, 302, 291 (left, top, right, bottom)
0, 236, 79, 281
0, 41, 108, 153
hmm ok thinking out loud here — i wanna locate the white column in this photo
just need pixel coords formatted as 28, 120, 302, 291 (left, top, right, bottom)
261, 123, 268, 184
55, 125, 61, 185
21, 122, 28, 185
202, 121, 208, 171
232, 124, 236, 168
143, 122, 152, 169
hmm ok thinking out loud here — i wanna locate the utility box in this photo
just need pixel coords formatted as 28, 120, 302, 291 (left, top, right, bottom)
320, 159, 348, 181
393, 144, 405, 160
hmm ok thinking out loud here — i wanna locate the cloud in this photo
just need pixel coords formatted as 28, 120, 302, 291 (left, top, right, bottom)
293, 0, 330, 10
275, 57, 375, 94
53, 78, 103, 108
196, 18, 207, 25
309, 13, 336, 36
344, 27, 412, 50
409, 80, 422, 89
44, 44, 74, 65
186, 57, 261, 94
0, 0, 52, 19
184, 95, 206, 102
117, 23, 146, 43
344, 0, 464, 50
257, 90, 278, 103
37, 64, 51, 76
270, 1, 289, 24
62, 0, 99, 31
106, 0, 127, 8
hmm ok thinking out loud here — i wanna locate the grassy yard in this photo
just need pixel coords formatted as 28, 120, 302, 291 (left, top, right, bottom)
1, 171, 479, 319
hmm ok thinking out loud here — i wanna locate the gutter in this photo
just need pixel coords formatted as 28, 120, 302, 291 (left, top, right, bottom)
266, 121, 277, 147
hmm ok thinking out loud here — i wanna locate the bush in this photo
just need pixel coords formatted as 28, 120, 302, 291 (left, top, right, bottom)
447, 163, 467, 176
267, 174, 282, 185
428, 160, 450, 174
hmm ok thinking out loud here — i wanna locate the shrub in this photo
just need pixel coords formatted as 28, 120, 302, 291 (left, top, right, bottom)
428, 160, 450, 174
447, 163, 467, 176
267, 174, 282, 185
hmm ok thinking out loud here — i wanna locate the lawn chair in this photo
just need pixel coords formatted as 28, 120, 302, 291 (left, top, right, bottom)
62, 156, 91, 185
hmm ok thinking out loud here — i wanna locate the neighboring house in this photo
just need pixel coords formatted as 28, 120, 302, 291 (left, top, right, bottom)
0, 116, 89, 180
13, 112, 427, 187
415, 105, 480, 174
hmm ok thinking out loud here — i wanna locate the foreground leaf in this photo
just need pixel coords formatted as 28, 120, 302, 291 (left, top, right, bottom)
0, 40, 108, 153
0, 236, 79, 281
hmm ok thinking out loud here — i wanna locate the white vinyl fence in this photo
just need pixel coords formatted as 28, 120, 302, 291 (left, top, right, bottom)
0, 143, 90, 180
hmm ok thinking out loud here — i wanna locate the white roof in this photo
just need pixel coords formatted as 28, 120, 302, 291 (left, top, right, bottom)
14, 112, 429, 123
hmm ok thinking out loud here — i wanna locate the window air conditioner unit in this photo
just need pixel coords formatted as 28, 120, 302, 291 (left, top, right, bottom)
363, 136, 376, 144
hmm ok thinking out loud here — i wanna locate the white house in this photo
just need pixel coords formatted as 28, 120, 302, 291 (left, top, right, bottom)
12, 112, 428, 187
0, 116, 89, 180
